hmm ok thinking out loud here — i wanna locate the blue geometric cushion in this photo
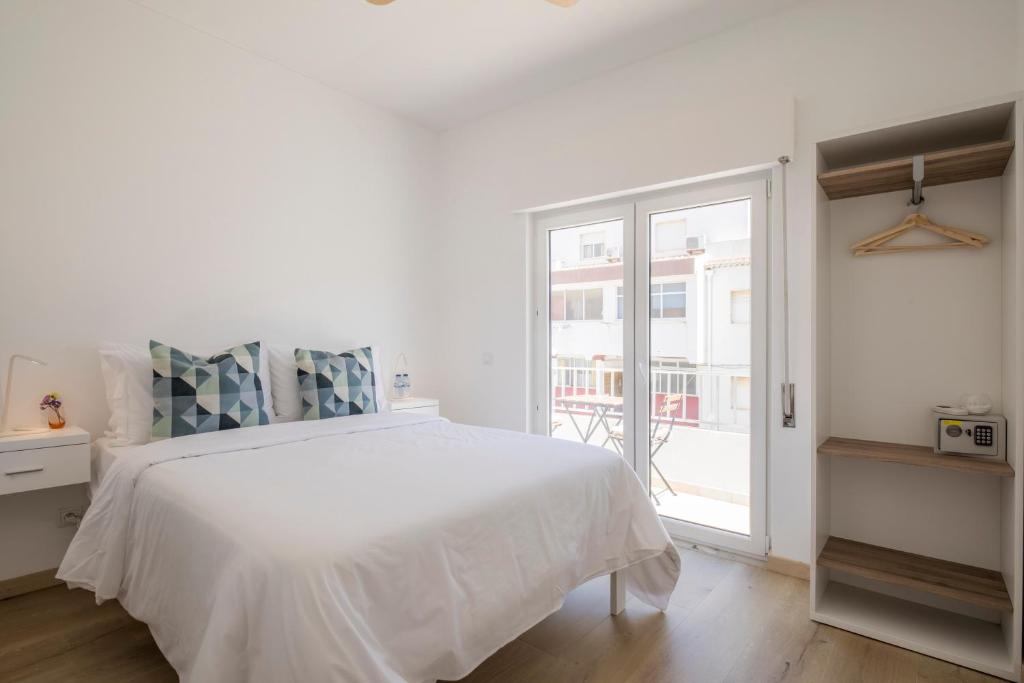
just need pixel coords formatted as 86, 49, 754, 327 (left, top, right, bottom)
295, 346, 377, 421
150, 340, 269, 440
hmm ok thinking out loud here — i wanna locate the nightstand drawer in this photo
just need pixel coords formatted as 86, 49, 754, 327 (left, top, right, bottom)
391, 398, 440, 417
395, 405, 440, 417
0, 443, 90, 496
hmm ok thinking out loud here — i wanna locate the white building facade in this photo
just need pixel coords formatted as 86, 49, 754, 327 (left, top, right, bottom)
549, 200, 751, 432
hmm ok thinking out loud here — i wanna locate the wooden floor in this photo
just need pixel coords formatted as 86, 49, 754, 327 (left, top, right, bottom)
0, 548, 1001, 682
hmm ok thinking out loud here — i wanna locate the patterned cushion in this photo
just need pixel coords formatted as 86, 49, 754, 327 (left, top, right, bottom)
150, 340, 270, 440
295, 346, 378, 421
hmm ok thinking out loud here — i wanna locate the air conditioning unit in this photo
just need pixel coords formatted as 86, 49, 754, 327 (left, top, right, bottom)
604, 246, 622, 261
684, 235, 705, 252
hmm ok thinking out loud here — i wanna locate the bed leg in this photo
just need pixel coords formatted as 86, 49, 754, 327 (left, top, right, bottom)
610, 570, 626, 616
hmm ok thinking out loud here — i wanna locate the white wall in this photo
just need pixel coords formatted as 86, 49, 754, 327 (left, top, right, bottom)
437, 0, 1020, 562
0, 0, 440, 580
814, 152, 831, 448
1019, 0, 1024, 89
999, 97, 1023, 661
830, 179, 1005, 446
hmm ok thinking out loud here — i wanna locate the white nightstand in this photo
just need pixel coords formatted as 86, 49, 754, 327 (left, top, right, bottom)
0, 427, 90, 496
390, 397, 440, 417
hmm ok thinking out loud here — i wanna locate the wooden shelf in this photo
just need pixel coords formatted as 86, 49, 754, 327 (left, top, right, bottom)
818, 436, 1014, 477
818, 140, 1014, 200
814, 582, 1014, 680
818, 537, 1011, 611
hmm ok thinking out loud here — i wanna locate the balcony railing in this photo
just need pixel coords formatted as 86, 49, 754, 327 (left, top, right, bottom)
552, 364, 749, 432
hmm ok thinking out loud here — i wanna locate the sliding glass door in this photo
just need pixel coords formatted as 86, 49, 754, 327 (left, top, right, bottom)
533, 175, 768, 557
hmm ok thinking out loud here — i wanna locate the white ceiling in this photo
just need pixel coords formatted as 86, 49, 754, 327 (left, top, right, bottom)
135, 0, 799, 130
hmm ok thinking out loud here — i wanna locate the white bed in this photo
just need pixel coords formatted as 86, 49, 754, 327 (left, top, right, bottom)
60, 413, 680, 682
89, 437, 120, 499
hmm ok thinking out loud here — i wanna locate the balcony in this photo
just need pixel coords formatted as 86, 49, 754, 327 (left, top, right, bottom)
551, 367, 750, 536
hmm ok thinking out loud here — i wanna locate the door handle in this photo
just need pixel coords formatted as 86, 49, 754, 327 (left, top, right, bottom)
4, 466, 44, 476
636, 361, 647, 382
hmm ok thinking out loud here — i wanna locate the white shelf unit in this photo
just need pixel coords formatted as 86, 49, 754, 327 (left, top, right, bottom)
811, 99, 1024, 682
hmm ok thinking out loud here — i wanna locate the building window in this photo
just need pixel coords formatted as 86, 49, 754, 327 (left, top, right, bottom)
584, 288, 602, 320
556, 287, 603, 321
551, 291, 565, 321
731, 376, 751, 411
580, 231, 605, 260
554, 356, 598, 394
650, 359, 699, 398
731, 289, 751, 324
654, 219, 687, 255
616, 286, 624, 319
651, 282, 686, 318
565, 290, 584, 320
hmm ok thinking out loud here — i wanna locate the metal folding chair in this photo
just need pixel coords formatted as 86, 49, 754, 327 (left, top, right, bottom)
607, 394, 682, 504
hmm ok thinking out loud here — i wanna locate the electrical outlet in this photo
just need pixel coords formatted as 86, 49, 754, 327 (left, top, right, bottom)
58, 506, 85, 528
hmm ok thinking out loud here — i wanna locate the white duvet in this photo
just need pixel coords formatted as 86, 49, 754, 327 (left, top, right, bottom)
58, 414, 680, 682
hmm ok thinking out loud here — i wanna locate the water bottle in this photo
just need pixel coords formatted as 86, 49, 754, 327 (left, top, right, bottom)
393, 354, 411, 399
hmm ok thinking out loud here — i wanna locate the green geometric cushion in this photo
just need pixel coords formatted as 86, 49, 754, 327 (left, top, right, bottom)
295, 346, 377, 421
150, 340, 269, 440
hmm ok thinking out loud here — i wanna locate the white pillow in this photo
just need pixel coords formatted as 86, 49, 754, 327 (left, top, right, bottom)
98, 344, 153, 445
99, 341, 276, 445
270, 344, 389, 422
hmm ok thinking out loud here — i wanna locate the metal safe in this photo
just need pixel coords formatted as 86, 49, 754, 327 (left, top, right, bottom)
934, 412, 1006, 460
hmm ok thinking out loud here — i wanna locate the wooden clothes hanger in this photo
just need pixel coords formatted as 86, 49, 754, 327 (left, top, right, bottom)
850, 212, 989, 256
849, 153, 990, 256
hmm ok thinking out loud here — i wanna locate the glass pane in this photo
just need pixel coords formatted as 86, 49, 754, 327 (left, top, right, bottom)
551, 291, 565, 321
549, 219, 624, 456
565, 290, 584, 320
584, 288, 603, 320
730, 289, 751, 324
662, 283, 686, 318
648, 198, 751, 536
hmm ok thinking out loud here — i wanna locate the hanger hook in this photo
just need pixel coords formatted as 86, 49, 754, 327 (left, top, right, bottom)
909, 154, 924, 208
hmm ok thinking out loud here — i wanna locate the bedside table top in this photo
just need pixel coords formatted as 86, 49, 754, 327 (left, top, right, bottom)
391, 397, 439, 410
0, 426, 90, 453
